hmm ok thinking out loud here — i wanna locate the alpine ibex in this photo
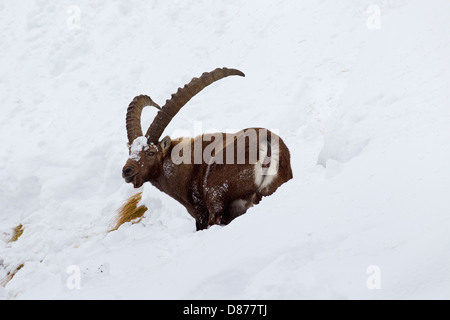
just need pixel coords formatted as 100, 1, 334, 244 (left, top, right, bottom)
122, 67, 293, 230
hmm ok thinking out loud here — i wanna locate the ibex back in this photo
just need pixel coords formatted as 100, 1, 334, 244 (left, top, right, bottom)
122, 67, 293, 230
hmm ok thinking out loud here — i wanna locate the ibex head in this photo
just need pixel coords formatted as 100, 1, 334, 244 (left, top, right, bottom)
122, 134, 172, 188
122, 68, 245, 188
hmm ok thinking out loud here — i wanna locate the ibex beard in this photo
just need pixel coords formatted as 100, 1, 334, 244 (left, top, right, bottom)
122, 68, 293, 231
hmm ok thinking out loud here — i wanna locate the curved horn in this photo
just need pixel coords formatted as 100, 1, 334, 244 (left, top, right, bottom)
126, 95, 161, 145
145, 67, 245, 144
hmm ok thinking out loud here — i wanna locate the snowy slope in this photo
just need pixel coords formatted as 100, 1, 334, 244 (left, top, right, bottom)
1, 0, 449, 299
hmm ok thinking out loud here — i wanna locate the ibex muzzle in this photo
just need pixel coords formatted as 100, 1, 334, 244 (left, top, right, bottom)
122, 67, 293, 230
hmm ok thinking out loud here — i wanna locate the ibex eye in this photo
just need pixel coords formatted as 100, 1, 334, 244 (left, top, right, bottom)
147, 151, 156, 157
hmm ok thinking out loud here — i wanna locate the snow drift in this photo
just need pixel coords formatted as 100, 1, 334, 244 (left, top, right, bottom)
1, 0, 449, 299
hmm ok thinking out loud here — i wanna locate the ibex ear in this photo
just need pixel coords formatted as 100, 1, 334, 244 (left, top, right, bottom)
159, 136, 172, 158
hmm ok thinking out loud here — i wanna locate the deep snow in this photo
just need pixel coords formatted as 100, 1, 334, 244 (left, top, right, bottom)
1, 0, 449, 299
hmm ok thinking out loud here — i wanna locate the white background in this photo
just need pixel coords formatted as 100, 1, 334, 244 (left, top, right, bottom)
1, 0, 449, 299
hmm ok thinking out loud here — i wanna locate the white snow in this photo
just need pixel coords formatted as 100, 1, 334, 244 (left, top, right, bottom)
1, 0, 450, 299
128, 136, 149, 162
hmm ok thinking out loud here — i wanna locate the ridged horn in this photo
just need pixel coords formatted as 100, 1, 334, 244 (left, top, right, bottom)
145, 67, 245, 144
126, 95, 161, 145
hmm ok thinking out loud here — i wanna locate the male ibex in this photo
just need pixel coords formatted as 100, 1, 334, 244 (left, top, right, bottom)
122, 67, 293, 230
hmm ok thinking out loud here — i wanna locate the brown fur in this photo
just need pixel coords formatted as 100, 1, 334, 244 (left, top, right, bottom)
123, 129, 292, 230
122, 68, 293, 230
